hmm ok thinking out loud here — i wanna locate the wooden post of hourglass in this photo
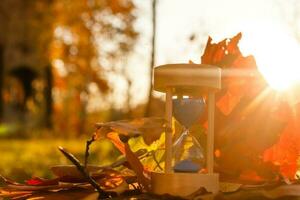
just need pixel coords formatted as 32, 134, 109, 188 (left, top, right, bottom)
207, 91, 215, 173
165, 87, 173, 173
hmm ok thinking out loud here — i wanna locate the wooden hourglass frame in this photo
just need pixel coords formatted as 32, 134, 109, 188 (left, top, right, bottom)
151, 63, 221, 196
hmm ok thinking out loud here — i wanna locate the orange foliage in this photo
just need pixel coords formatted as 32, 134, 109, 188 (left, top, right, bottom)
201, 33, 300, 181
263, 103, 300, 179
48, 0, 138, 135
106, 132, 126, 154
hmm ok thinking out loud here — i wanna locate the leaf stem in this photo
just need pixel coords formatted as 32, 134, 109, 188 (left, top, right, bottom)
58, 146, 109, 199
84, 136, 95, 168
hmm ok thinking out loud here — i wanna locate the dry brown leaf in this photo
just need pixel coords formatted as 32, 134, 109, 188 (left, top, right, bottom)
51, 165, 102, 178
95, 117, 167, 145
219, 182, 242, 193
0, 189, 33, 198
124, 143, 150, 191
27, 190, 98, 200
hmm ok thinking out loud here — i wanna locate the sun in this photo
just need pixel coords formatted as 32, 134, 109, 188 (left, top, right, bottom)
239, 22, 300, 91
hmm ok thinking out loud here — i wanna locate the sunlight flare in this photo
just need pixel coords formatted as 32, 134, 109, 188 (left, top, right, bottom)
240, 23, 300, 91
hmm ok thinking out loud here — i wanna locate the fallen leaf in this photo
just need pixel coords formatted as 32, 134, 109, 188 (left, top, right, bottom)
199, 33, 288, 181
50, 165, 103, 178
95, 117, 167, 145
124, 143, 150, 191
106, 132, 126, 154
219, 182, 242, 193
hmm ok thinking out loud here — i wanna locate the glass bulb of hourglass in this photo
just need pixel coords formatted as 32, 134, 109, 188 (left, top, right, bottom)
172, 97, 206, 173
173, 97, 205, 129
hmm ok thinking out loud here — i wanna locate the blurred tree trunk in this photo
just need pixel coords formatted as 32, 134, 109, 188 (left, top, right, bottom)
0, 45, 3, 121
145, 0, 157, 117
78, 91, 87, 135
44, 65, 53, 129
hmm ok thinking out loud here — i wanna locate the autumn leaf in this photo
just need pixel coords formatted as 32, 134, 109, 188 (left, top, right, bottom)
263, 105, 300, 179
106, 132, 126, 154
98, 130, 151, 191
0, 189, 33, 199
92, 118, 164, 191
50, 165, 103, 178
26, 177, 58, 186
199, 33, 295, 181
95, 117, 167, 145
26, 178, 44, 186
124, 143, 150, 191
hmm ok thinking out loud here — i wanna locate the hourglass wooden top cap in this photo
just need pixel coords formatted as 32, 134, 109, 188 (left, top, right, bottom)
154, 63, 221, 95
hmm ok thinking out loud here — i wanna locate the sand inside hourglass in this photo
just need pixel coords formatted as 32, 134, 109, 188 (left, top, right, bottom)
172, 97, 206, 173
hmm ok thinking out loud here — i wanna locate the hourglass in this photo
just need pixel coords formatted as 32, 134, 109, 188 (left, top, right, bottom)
151, 63, 221, 196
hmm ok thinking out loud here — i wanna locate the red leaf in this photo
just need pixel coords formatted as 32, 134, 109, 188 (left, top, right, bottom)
25, 177, 58, 186
26, 178, 44, 186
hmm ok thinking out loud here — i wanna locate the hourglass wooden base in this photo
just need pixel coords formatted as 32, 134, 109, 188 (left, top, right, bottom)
151, 172, 219, 197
